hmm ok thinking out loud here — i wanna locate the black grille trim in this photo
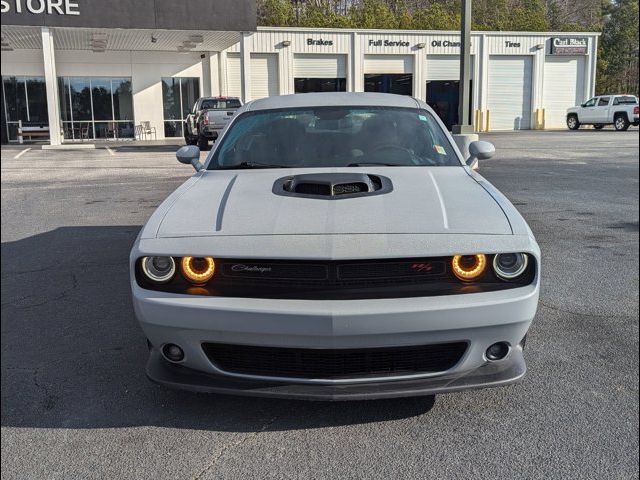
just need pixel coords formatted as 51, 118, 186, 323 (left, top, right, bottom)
135, 256, 537, 300
202, 342, 469, 380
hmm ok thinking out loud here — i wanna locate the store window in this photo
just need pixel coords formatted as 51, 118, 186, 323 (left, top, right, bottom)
161, 77, 200, 138
364, 74, 413, 96
58, 77, 134, 140
1, 76, 49, 143
294, 78, 347, 93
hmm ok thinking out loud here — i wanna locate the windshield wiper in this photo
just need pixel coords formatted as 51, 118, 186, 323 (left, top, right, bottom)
219, 161, 289, 169
347, 162, 407, 167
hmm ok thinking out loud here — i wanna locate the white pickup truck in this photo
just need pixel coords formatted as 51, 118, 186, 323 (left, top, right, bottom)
566, 95, 639, 131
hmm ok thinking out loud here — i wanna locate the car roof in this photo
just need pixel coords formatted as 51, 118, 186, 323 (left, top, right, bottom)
245, 92, 421, 111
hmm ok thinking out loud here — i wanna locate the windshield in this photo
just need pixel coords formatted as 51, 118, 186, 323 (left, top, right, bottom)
208, 106, 461, 169
201, 99, 242, 110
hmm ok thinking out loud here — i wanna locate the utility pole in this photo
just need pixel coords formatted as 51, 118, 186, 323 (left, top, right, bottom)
452, 0, 474, 135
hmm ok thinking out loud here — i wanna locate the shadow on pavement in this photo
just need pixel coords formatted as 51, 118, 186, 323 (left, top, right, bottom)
1, 226, 435, 432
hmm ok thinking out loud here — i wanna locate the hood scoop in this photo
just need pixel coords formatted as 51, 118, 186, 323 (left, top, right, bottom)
274, 173, 393, 200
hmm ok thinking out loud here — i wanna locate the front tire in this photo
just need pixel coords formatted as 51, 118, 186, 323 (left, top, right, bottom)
567, 115, 580, 130
614, 114, 630, 131
198, 135, 209, 150
593, 124, 605, 130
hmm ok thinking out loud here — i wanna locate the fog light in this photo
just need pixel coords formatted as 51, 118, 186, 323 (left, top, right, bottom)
162, 343, 184, 362
486, 342, 510, 361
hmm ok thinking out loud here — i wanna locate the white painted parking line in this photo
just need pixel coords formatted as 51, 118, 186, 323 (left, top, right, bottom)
105, 146, 115, 156
13, 148, 31, 159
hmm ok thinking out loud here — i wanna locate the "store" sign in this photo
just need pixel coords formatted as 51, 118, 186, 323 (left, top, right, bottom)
1, 0, 79, 15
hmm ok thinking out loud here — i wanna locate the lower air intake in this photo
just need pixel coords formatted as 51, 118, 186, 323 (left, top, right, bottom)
202, 342, 468, 380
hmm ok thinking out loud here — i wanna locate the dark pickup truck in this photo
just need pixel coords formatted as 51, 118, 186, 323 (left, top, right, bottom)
184, 96, 243, 149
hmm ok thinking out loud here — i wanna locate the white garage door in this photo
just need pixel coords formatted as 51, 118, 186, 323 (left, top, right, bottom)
364, 55, 413, 74
426, 55, 474, 80
226, 53, 241, 98
542, 56, 586, 129
293, 54, 347, 78
250, 53, 279, 99
487, 56, 533, 130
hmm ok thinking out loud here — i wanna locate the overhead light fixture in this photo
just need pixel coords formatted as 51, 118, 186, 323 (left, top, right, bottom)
535, 43, 545, 50
151, 35, 158, 44
281, 40, 291, 47
177, 46, 191, 52
416, 42, 426, 49
182, 41, 197, 49
188, 34, 204, 44
2, 46, 13, 51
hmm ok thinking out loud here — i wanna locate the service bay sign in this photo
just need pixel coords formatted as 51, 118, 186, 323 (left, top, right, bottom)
551, 37, 588, 55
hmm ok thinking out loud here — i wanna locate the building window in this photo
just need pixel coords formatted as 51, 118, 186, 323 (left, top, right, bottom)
1, 76, 49, 143
364, 74, 413, 96
58, 77, 134, 140
294, 78, 347, 93
161, 77, 200, 138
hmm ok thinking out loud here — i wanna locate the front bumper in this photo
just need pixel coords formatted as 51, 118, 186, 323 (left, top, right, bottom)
147, 346, 526, 400
133, 279, 539, 399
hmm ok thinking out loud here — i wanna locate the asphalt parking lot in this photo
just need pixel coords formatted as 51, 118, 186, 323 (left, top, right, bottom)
1, 130, 638, 479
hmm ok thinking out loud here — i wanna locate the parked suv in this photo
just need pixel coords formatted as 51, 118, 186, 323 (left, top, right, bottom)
566, 95, 639, 131
184, 97, 243, 149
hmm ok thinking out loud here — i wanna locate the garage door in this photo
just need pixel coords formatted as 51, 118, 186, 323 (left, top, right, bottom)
251, 53, 279, 99
487, 56, 533, 130
542, 56, 586, 129
293, 54, 347, 78
426, 55, 474, 80
226, 53, 241, 98
364, 55, 412, 74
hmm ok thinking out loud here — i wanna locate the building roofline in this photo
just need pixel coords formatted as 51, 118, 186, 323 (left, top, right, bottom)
256, 26, 601, 36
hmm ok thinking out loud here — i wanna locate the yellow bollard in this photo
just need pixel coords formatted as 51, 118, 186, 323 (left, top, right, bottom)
475, 109, 482, 132
485, 110, 491, 132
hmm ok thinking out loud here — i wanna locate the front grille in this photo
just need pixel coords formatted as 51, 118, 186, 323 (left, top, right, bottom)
137, 255, 537, 300
202, 342, 468, 380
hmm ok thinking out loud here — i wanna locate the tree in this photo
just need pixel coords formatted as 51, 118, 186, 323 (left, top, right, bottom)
598, 0, 639, 95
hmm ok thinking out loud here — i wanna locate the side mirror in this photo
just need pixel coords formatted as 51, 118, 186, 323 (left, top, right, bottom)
466, 141, 495, 170
176, 145, 204, 172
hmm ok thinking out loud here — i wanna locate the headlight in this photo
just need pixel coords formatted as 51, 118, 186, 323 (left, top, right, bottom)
493, 253, 529, 280
141, 256, 176, 283
181, 257, 216, 284
451, 254, 487, 281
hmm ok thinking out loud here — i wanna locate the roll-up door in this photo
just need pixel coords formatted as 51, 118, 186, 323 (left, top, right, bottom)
487, 56, 533, 130
364, 55, 412, 74
226, 53, 241, 98
542, 56, 586, 129
425, 55, 474, 80
250, 53, 279, 99
293, 54, 347, 78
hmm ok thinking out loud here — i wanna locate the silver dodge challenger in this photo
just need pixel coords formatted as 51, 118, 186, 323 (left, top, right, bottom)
130, 92, 540, 400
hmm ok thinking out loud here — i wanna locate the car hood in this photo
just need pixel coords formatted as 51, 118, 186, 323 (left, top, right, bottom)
153, 167, 512, 238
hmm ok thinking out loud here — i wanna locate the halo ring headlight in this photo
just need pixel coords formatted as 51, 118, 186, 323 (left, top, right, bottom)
493, 253, 529, 280
181, 257, 216, 284
451, 254, 487, 281
141, 256, 176, 283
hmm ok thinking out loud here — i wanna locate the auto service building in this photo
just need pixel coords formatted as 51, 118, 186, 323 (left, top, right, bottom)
1, 0, 600, 145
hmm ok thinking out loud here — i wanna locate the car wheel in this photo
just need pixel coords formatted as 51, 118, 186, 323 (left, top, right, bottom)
198, 135, 209, 150
567, 115, 580, 130
593, 124, 605, 130
614, 114, 630, 131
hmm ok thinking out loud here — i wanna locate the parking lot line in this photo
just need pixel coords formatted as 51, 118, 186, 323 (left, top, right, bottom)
13, 148, 31, 160
105, 146, 115, 156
